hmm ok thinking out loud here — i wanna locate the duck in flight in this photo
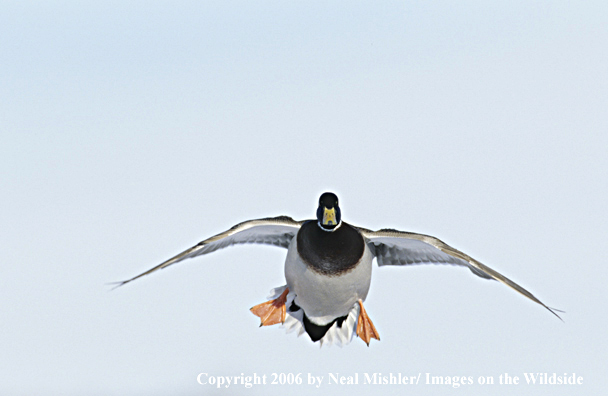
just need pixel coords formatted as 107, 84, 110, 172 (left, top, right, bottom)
116, 192, 561, 346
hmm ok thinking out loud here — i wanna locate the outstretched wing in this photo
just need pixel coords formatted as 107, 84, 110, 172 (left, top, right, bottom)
114, 216, 304, 287
358, 227, 562, 320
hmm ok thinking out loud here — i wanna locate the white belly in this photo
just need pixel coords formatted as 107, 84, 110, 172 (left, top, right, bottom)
284, 237, 373, 325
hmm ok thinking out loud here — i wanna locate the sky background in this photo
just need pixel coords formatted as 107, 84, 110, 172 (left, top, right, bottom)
2, 1, 607, 395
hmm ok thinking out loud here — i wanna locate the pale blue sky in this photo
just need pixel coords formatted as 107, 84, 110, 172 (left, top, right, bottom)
2, 2, 607, 395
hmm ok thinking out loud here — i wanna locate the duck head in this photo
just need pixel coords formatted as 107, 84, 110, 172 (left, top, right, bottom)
316, 192, 342, 231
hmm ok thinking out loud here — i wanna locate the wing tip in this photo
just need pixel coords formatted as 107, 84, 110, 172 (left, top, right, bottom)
106, 279, 132, 290
546, 305, 565, 322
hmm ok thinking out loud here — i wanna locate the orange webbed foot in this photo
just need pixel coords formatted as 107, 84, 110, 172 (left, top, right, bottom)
250, 288, 289, 326
356, 299, 380, 346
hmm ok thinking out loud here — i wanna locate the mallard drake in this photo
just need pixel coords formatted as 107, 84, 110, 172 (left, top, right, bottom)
116, 192, 561, 346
